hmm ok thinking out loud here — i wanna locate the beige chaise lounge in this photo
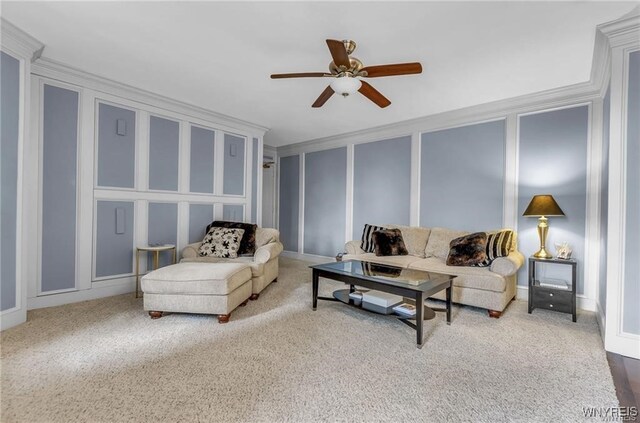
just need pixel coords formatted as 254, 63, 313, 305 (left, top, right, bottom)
342, 226, 525, 317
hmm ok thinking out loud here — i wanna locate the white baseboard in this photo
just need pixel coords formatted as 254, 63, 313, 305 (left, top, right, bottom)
516, 285, 596, 312
27, 278, 135, 310
1, 307, 27, 331
281, 250, 333, 264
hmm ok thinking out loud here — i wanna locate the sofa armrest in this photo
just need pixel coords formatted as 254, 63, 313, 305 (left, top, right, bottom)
181, 242, 202, 260
345, 240, 364, 255
254, 241, 283, 264
490, 251, 525, 277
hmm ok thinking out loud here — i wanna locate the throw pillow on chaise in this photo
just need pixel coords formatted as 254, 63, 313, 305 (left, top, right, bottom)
198, 227, 245, 259
206, 221, 257, 255
372, 229, 409, 257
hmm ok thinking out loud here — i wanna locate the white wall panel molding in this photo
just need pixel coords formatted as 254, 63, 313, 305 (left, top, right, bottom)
298, 153, 305, 254
0, 18, 44, 62
503, 115, 518, 230
31, 57, 268, 136
345, 145, 354, 245
410, 132, 421, 227
256, 136, 264, 227
585, 101, 602, 309
94, 189, 244, 204
28, 277, 136, 310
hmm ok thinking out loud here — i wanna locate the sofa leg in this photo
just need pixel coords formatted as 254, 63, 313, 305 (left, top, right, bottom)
249, 293, 260, 301
239, 299, 249, 307
149, 311, 163, 319
273, 278, 278, 283
488, 310, 502, 318
218, 314, 231, 324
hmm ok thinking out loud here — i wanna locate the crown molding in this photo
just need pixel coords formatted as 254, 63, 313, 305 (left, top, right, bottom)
592, 29, 612, 98
31, 57, 270, 137
0, 18, 44, 62
276, 78, 600, 157
598, 6, 640, 48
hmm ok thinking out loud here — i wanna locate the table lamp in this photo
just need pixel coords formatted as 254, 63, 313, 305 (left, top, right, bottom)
523, 194, 565, 259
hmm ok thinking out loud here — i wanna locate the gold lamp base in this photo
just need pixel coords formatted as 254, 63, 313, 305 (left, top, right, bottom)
533, 216, 553, 259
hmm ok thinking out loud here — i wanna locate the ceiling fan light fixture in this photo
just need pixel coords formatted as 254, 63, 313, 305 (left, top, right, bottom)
330, 76, 362, 97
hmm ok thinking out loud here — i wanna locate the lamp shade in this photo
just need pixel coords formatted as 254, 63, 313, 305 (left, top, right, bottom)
330, 76, 362, 95
523, 195, 565, 217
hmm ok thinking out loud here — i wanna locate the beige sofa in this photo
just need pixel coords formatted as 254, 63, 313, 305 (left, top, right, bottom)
342, 226, 525, 317
181, 227, 283, 300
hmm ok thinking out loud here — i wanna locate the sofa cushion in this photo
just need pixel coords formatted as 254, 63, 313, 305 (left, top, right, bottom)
141, 262, 252, 295
385, 225, 430, 258
446, 232, 487, 266
206, 221, 257, 255
425, 227, 470, 259
410, 258, 507, 293
360, 224, 386, 253
372, 229, 408, 257
348, 253, 423, 268
198, 227, 245, 258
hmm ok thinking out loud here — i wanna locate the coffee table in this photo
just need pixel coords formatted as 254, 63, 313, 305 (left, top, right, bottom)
310, 260, 455, 348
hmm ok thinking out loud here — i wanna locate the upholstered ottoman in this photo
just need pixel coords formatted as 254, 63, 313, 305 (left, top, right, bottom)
141, 262, 253, 323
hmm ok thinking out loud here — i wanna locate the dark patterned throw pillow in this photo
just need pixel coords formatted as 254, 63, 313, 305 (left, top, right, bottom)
476, 229, 514, 267
361, 224, 386, 253
372, 229, 409, 257
198, 227, 245, 258
446, 232, 488, 266
206, 221, 257, 255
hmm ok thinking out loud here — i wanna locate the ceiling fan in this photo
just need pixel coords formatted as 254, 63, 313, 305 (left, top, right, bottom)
270, 39, 422, 108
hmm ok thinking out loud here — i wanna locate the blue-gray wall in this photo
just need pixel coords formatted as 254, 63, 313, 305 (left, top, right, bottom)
189, 126, 215, 193
352, 136, 411, 239
304, 148, 347, 257
421, 120, 505, 231
223, 134, 245, 195
251, 137, 259, 223
95, 201, 134, 278
149, 116, 179, 191
189, 204, 214, 243
41, 84, 79, 293
97, 104, 136, 188
599, 87, 611, 315
148, 202, 177, 268
223, 204, 244, 221
623, 51, 640, 335
518, 106, 589, 292
279, 155, 299, 252
1, 51, 19, 310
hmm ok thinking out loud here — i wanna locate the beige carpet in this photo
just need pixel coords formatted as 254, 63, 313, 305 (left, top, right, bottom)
1, 258, 617, 422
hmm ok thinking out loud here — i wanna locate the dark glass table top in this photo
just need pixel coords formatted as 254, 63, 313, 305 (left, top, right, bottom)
310, 260, 455, 292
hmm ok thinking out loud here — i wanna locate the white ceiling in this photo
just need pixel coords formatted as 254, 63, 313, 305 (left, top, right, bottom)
2, 1, 635, 146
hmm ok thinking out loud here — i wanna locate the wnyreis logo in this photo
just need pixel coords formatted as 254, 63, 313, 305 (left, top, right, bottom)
583, 407, 638, 421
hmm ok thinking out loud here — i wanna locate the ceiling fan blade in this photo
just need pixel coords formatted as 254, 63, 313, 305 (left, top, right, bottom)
358, 81, 391, 108
326, 39, 350, 68
271, 72, 330, 79
312, 86, 335, 108
361, 62, 422, 78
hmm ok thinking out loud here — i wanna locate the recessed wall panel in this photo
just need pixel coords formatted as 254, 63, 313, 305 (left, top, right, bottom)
420, 120, 505, 231
97, 103, 136, 188
189, 204, 214, 244
189, 126, 215, 193
623, 51, 640, 335
223, 134, 245, 195
1, 52, 19, 310
149, 116, 179, 191
599, 86, 610, 315
518, 106, 588, 292
352, 136, 411, 240
95, 201, 135, 278
279, 155, 299, 252
41, 84, 79, 292
304, 147, 347, 257
148, 202, 178, 268
223, 204, 244, 221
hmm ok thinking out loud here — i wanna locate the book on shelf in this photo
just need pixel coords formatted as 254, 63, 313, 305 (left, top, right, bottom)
348, 290, 364, 300
538, 278, 571, 290
393, 303, 417, 316
361, 290, 403, 308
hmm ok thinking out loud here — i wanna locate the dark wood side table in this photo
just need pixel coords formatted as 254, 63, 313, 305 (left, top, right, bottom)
528, 257, 577, 322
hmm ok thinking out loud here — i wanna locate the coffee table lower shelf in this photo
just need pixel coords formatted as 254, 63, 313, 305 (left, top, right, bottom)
331, 289, 438, 320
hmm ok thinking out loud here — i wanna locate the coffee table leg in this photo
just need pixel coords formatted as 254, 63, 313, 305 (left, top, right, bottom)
312, 270, 319, 310
416, 292, 424, 347
446, 283, 452, 325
